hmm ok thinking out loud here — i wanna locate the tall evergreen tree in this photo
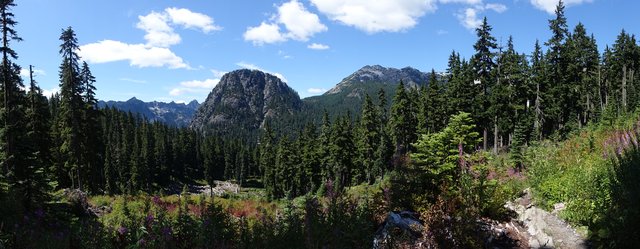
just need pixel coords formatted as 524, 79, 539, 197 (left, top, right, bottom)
57, 27, 85, 189
356, 94, 379, 184
471, 17, 497, 150
0, 0, 30, 199
24, 65, 52, 204
389, 81, 417, 161
80, 61, 102, 193
544, 0, 570, 134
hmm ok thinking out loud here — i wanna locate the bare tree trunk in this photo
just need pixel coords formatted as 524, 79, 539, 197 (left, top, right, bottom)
483, 128, 488, 151
622, 65, 627, 111
598, 66, 604, 113
493, 116, 498, 154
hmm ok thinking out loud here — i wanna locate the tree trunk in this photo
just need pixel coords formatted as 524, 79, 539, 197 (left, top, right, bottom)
622, 64, 627, 111
483, 128, 488, 151
493, 116, 498, 154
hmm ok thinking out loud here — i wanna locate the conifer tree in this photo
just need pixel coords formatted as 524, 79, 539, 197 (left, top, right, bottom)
0, 0, 28, 195
471, 17, 497, 150
389, 81, 417, 160
545, 0, 569, 133
57, 27, 85, 189
80, 61, 102, 192
25, 65, 52, 203
356, 94, 379, 184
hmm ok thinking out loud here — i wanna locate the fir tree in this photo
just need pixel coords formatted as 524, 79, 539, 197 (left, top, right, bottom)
389, 81, 417, 161
57, 27, 85, 189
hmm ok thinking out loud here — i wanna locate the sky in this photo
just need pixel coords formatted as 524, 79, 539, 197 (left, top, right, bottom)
12, 0, 640, 103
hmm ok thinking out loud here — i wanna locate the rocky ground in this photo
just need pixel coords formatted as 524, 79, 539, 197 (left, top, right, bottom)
502, 188, 589, 249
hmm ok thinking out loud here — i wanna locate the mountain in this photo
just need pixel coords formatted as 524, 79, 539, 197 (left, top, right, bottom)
190, 65, 438, 137
190, 69, 303, 137
302, 65, 434, 120
98, 97, 199, 127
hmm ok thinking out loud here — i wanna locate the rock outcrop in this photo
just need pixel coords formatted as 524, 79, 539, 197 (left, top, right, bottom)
190, 69, 302, 135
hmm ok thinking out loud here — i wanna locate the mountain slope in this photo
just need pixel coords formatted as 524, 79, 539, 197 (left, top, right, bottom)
302, 65, 435, 120
98, 97, 199, 127
190, 69, 303, 136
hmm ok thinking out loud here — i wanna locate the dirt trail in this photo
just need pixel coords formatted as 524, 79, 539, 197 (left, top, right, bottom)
505, 189, 588, 249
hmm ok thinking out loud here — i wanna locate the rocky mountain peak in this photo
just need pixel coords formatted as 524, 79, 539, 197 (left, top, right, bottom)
190, 69, 302, 134
325, 65, 430, 95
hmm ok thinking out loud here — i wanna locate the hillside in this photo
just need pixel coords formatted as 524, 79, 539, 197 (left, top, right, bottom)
302, 65, 438, 120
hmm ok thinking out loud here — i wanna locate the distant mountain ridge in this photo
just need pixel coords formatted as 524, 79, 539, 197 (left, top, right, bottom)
98, 97, 199, 127
124, 65, 438, 136
302, 65, 436, 121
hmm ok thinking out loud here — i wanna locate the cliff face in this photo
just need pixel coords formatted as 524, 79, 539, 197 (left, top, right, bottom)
190, 69, 302, 134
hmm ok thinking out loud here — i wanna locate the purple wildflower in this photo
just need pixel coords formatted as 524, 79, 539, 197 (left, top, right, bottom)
161, 226, 172, 237
137, 238, 146, 246
117, 226, 128, 235
145, 214, 154, 224
152, 196, 161, 205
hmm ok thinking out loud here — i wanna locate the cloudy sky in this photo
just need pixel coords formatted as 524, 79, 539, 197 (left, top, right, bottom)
13, 0, 639, 103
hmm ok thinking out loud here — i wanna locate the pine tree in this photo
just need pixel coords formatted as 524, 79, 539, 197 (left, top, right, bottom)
80, 61, 103, 193
545, 0, 569, 134
426, 69, 447, 133
0, 0, 31, 202
471, 17, 497, 150
356, 94, 379, 184
57, 27, 85, 189
24, 65, 52, 203
330, 114, 355, 189
531, 40, 546, 140
389, 81, 417, 161
374, 89, 393, 178
566, 23, 600, 126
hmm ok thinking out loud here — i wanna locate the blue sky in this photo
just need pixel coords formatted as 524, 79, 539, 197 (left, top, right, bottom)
12, 0, 640, 103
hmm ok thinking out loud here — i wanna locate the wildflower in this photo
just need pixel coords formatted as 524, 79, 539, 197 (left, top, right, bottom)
152, 196, 161, 205
118, 226, 128, 235
137, 238, 146, 246
161, 226, 172, 237
145, 214, 154, 224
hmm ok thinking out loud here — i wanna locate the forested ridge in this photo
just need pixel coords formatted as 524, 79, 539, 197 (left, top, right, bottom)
1, 0, 640, 248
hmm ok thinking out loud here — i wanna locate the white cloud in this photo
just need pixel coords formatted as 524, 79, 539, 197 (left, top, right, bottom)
485, 3, 507, 13
169, 87, 207, 96
180, 78, 220, 88
310, 0, 437, 33
81, 7, 220, 70
244, 0, 327, 45
137, 11, 181, 47
278, 0, 328, 41
165, 7, 222, 33
307, 88, 327, 94
42, 87, 60, 97
455, 3, 508, 31
307, 43, 330, 50
137, 8, 220, 47
79, 40, 189, 69
530, 0, 593, 14
243, 22, 287, 45
457, 8, 482, 30
436, 29, 449, 35
236, 62, 288, 82
19, 68, 46, 78
211, 69, 227, 78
